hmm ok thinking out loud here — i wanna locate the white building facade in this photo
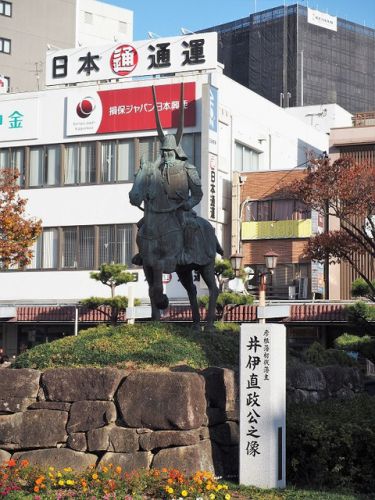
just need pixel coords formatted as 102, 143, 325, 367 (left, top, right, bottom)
0, 33, 329, 352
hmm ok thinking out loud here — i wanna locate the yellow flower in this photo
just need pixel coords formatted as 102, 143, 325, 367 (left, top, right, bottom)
66, 479, 75, 485
222, 485, 229, 490
217, 484, 223, 490
57, 472, 62, 477
225, 494, 231, 500
63, 467, 72, 472
166, 486, 174, 494
58, 479, 65, 486
92, 472, 98, 480
102, 466, 109, 473
181, 490, 188, 497
209, 494, 216, 500
48, 467, 54, 472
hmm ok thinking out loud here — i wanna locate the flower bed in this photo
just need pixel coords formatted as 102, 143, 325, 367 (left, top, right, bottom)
0, 459, 232, 499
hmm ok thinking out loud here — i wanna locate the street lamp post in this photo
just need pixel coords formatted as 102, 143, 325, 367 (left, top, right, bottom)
258, 251, 279, 324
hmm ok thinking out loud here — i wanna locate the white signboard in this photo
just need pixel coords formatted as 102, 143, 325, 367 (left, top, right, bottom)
307, 8, 337, 32
46, 33, 218, 86
0, 76, 8, 94
240, 323, 286, 489
0, 98, 39, 142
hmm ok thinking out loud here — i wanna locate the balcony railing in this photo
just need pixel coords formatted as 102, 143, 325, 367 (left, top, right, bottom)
241, 219, 312, 240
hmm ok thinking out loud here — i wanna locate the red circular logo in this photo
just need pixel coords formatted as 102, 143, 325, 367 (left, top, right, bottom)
76, 97, 95, 118
110, 44, 138, 76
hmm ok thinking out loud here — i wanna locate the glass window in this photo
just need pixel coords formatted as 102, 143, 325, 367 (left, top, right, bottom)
42, 228, 58, 268
64, 142, 95, 185
29, 147, 44, 186
139, 137, 155, 163
62, 227, 77, 269
235, 143, 260, 172
117, 140, 134, 181
0, 37, 11, 53
0, 147, 24, 186
79, 226, 95, 269
244, 199, 311, 221
101, 141, 116, 182
99, 225, 132, 266
29, 145, 60, 187
0, 1, 11, 16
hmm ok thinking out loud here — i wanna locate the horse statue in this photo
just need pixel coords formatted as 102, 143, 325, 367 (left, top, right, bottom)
129, 83, 223, 331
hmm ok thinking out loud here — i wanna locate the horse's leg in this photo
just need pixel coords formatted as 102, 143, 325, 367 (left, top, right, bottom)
176, 266, 201, 331
199, 261, 219, 332
143, 265, 160, 321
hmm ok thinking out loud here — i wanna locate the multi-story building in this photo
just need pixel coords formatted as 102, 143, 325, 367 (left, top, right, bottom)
201, 4, 375, 113
0, 0, 133, 92
233, 169, 323, 301
0, 32, 329, 354
329, 113, 375, 299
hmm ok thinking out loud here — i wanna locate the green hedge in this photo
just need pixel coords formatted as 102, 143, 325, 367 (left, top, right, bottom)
287, 395, 375, 493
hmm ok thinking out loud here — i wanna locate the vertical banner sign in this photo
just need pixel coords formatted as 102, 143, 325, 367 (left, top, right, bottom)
208, 153, 218, 221
240, 324, 286, 489
208, 85, 218, 221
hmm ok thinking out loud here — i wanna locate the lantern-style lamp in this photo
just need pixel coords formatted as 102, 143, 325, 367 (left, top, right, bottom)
264, 250, 279, 273
230, 252, 243, 277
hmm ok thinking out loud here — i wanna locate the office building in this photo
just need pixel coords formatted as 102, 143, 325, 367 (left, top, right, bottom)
0, 0, 133, 92
202, 4, 375, 113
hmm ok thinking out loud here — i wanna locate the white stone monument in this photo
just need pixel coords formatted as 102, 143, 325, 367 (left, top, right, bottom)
239, 323, 286, 489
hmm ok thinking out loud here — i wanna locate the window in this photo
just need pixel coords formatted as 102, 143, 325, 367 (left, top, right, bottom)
84, 11, 93, 24
235, 143, 260, 172
99, 225, 133, 266
244, 199, 311, 221
0, 1, 11, 17
25, 224, 134, 271
3, 134, 200, 188
101, 139, 134, 182
27, 228, 58, 269
0, 147, 24, 186
64, 142, 96, 185
118, 21, 127, 34
29, 145, 60, 187
0, 37, 11, 53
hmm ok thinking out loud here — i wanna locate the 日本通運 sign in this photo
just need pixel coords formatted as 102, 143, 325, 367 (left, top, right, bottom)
46, 33, 217, 86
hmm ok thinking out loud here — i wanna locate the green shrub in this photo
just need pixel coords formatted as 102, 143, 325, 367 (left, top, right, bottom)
351, 278, 374, 298
198, 292, 254, 315
303, 341, 358, 367
287, 395, 375, 493
335, 333, 375, 363
13, 322, 239, 370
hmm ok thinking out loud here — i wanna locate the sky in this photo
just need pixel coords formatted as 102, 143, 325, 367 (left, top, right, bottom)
103, 0, 375, 40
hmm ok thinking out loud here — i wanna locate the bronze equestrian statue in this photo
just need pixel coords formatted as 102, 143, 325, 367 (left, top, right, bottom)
129, 83, 223, 331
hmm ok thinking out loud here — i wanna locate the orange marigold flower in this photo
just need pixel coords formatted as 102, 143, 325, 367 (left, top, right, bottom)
35, 476, 45, 485
7, 459, 16, 467
167, 478, 174, 484
161, 467, 168, 473
115, 466, 122, 474
20, 460, 29, 467
34, 486, 40, 493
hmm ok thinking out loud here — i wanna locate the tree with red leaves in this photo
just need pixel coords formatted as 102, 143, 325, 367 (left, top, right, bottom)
0, 169, 41, 269
285, 157, 375, 300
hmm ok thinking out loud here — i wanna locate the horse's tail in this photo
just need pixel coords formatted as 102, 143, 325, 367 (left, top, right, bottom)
216, 238, 224, 256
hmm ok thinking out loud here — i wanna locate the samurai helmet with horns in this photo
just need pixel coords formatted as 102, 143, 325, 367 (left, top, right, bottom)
152, 83, 187, 160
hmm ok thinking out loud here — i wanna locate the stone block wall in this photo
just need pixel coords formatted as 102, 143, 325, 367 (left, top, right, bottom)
287, 365, 364, 403
0, 368, 239, 477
